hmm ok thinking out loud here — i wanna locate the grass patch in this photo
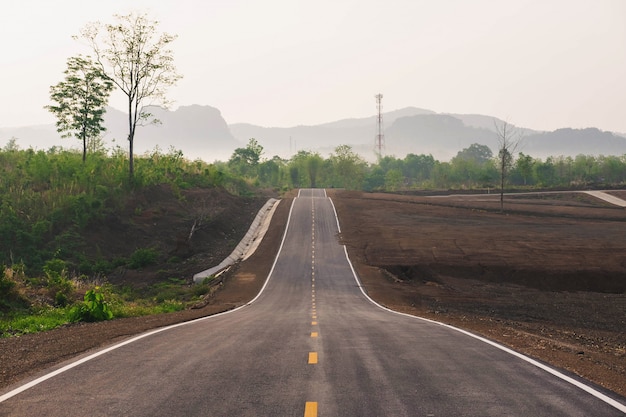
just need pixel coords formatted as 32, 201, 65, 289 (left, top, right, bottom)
111, 300, 185, 318
0, 307, 71, 337
0, 277, 211, 337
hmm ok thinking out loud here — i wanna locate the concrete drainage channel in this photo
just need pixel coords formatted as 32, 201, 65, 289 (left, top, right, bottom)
193, 198, 281, 284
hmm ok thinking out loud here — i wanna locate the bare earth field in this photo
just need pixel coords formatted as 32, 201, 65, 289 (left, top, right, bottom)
1, 189, 625, 401
328, 189, 626, 398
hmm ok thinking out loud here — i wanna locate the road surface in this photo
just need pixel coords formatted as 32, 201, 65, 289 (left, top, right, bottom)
1, 188, 624, 416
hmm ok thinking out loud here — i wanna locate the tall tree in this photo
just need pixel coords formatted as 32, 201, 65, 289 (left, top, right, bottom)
516, 152, 534, 185
78, 12, 181, 179
228, 138, 264, 178
403, 153, 435, 184
494, 120, 523, 212
330, 145, 367, 190
46, 55, 113, 162
454, 143, 493, 165
306, 153, 323, 188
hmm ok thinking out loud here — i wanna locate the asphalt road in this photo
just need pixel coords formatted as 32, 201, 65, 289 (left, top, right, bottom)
1, 188, 625, 416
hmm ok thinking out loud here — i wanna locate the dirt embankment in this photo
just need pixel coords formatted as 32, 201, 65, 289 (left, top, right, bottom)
0, 187, 289, 391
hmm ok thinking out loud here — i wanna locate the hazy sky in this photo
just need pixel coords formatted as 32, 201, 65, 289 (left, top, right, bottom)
2, 0, 625, 132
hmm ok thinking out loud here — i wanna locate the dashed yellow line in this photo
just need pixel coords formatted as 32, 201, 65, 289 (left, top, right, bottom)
304, 401, 318, 417
305, 206, 319, 417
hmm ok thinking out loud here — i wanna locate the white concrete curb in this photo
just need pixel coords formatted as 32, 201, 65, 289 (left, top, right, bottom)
193, 198, 280, 283
583, 190, 626, 207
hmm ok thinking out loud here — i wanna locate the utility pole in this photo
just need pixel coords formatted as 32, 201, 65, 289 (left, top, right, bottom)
375, 93, 385, 155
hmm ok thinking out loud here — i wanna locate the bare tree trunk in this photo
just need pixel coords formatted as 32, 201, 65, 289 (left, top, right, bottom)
495, 120, 522, 213
500, 157, 505, 213
128, 100, 135, 180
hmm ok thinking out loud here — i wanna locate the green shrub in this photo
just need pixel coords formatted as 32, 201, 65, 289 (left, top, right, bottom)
127, 248, 159, 269
69, 287, 113, 322
192, 283, 211, 298
0, 268, 28, 313
43, 258, 66, 277
43, 258, 75, 306
54, 291, 69, 307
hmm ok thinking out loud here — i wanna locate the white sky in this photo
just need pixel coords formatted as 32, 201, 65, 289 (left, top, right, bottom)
2, 0, 625, 132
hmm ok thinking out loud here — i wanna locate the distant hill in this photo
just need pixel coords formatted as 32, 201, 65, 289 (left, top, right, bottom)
523, 128, 626, 158
384, 114, 500, 160
3, 105, 626, 163
102, 105, 240, 162
317, 107, 435, 129
231, 108, 626, 161
0, 105, 240, 163
229, 107, 439, 159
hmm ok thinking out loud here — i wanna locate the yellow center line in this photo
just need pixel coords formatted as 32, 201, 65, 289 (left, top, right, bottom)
304, 402, 318, 417
312, 321, 317, 325
308, 352, 318, 364
311, 332, 318, 338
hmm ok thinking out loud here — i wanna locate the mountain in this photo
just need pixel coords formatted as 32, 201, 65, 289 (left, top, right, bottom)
383, 114, 501, 160
229, 107, 438, 159
102, 105, 240, 162
231, 109, 626, 161
3, 105, 626, 163
0, 105, 240, 163
523, 128, 626, 158
317, 107, 435, 129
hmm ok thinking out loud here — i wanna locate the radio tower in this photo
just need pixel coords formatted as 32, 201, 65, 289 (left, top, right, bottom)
375, 93, 385, 155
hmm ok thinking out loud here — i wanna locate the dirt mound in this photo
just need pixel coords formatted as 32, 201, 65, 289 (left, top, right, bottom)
81, 184, 273, 286
0, 187, 286, 390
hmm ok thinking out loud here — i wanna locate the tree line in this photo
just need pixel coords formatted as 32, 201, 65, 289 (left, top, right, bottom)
224, 138, 626, 192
